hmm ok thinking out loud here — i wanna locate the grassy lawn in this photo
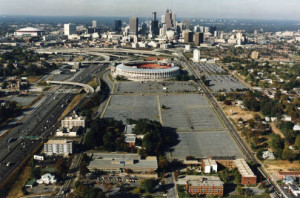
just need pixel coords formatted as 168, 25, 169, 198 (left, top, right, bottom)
27, 76, 42, 84
7, 166, 32, 198
58, 93, 86, 120
87, 77, 98, 89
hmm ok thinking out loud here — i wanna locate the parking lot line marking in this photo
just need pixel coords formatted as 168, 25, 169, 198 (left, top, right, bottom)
157, 95, 163, 124
100, 95, 112, 118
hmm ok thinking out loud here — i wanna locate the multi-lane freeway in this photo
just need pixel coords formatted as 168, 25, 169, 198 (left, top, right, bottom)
0, 63, 105, 189
178, 51, 286, 198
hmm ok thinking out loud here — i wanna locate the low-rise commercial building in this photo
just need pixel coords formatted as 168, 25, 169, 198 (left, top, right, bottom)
87, 153, 158, 178
44, 139, 73, 156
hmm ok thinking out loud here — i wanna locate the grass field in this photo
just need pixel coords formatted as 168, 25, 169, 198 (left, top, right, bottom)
7, 166, 32, 198
87, 77, 98, 89
58, 93, 86, 120
27, 76, 42, 84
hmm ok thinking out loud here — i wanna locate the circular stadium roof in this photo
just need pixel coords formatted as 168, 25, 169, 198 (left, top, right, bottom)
16, 27, 43, 32
117, 63, 180, 73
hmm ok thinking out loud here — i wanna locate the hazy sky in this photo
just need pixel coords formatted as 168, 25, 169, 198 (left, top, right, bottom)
1, 0, 300, 20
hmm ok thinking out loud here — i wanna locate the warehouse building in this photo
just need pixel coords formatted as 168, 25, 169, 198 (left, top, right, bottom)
87, 153, 158, 178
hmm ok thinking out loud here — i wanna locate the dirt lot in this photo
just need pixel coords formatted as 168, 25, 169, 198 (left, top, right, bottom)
264, 160, 300, 173
269, 122, 285, 138
223, 104, 257, 122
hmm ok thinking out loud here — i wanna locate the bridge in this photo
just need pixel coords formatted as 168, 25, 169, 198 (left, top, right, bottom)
46, 81, 94, 93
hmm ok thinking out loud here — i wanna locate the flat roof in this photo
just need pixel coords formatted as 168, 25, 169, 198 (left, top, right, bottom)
88, 153, 157, 170
178, 175, 223, 187
45, 139, 72, 144
234, 158, 256, 177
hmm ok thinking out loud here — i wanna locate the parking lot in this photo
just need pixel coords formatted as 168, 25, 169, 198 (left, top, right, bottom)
171, 131, 243, 159
103, 90, 243, 161
206, 75, 248, 92
104, 95, 159, 124
7, 95, 38, 106
159, 95, 224, 131
192, 63, 225, 75
114, 81, 198, 94
26, 184, 58, 195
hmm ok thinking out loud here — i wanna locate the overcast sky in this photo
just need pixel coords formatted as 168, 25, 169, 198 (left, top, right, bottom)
1, 0, 300, 20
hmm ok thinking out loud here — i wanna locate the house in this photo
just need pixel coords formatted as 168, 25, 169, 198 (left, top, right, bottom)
293, 124, 300, 131
262, 150, 276, 160
36, 173, 57, 185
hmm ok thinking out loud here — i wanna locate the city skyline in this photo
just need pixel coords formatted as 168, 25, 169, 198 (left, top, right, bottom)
1, 0, 300, 20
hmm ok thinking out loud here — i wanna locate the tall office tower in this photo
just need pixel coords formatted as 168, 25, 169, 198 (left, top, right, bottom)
152, 12, 157, 21
200, 26, 204, 32
210, 26, 217, 34
114, 20, 122, 33
160, 24, 167, 37
129, 17, 138, 35
194, 32, 204, 46
165, 9, 173, 28
161, 15, 166, 24
64, 23, 76, 35
182, 19, 191, 30
204, 26, 210, 33
151, 12, 159, 36
183, 30, 193, 43
214, 31, 218, 37
92, 20, 97, 28
254, 30, 258, 35
172, 12, 176, 27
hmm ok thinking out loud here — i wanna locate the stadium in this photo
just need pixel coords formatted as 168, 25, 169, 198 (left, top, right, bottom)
15, 27, 44, 37
112, 61, 180, 81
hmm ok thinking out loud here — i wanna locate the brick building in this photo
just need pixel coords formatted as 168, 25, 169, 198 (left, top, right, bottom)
185, 176, 224, 196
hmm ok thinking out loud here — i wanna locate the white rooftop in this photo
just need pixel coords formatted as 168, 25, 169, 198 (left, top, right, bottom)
17, 27, 43, 32
234, 158, 256, 177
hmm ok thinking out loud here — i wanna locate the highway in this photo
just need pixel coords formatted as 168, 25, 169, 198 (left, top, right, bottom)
0, 63, 105, 189
178, 52, 286, 198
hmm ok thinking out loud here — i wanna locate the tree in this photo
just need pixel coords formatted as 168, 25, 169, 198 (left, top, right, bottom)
220, 169, 230, 183
235, 185, 243, 195
141, 179, 156, 193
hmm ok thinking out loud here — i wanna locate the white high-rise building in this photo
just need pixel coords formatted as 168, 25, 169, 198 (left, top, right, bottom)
193, 49, 200, 62
159, 24, 167, 37
92, 20, 97, 28
172, 12, 176, 27
64, 23, 76, 36
204, 27, 210, 33
200, 26, 204, 33
161, 15, 166, 24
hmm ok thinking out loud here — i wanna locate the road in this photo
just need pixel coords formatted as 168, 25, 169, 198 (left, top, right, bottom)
0, 63, 104, 189
178, 51, 286, 198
